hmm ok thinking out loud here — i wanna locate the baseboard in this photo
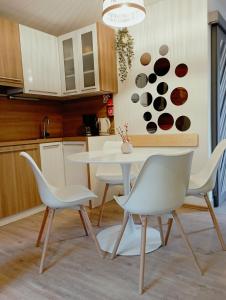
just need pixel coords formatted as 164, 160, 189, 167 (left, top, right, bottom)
0, 205, 45, 227
182, 203, 208, 211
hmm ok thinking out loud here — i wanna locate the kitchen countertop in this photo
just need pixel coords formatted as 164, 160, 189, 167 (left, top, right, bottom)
0, 135, 116, 147
0, 136, 88, 147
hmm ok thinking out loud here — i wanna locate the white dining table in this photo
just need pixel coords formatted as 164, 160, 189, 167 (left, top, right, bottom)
68, 147, 188, 256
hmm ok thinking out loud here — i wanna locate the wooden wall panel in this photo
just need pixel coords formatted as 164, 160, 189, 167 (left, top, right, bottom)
0, 95, 113, 142
0, 96, 63, 141
62, 95, 113, 136
130, 133, 199, 147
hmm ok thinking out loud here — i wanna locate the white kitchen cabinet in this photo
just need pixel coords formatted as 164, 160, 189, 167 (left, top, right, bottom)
40, 142, 65, 187
58, 32, 80, 96
77, 24, 99, 92
58, 24, 99, 95
19, 22, 117, 97
58, 22, 117, 96
62, 141, 88, 186
39, 137, 120, 208
19, 25, 61, 96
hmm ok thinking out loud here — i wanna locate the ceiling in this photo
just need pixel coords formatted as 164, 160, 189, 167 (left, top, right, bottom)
0, 0, 157, 36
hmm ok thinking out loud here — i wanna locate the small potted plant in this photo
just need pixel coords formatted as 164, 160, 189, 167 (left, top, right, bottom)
117, 122, 133, 154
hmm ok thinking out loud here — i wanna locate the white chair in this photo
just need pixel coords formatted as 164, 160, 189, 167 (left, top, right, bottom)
111, 151, 202, 294
165, 139, 226, 250
96, 141, 137, 226
20, 151, 102, 274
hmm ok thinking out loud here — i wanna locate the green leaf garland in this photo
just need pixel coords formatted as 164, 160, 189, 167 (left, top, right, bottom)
115, 28, 134, 83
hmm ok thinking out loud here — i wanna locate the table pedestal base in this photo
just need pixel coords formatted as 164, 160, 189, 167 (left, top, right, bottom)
97, 224, 161, 256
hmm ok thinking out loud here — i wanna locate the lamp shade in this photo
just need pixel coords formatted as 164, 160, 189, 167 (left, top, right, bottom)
102, 0, 146, 28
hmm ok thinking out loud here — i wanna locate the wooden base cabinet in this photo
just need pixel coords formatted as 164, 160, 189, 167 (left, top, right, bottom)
0, 144, 41, 218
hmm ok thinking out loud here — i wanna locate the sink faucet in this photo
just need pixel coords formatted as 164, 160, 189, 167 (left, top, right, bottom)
42, 116, 50, 138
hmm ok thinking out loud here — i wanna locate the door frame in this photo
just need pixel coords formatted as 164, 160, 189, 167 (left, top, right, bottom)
210, 11, 226, 206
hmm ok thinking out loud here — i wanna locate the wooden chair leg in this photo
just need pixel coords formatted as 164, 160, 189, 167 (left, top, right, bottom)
97, 183, 109, 227
89, 200, 92, 210
204, 194, 226, 251
136, 215, 142, 225
139, 216, 148, 295
80, 205, 103, 258
111, 212, 130, 259
157, 216, 165, 246
36, 206, 49, 247
39, 208, 55, 274
172, 210, 203, 275
78, 210, 88, 236
165, 217, 173, 246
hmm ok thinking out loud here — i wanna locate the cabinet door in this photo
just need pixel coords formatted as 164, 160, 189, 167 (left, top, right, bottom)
0, 17, 23, 88
40, 142, 65, 187
58, 32, 80, 95
19, 25, 61, 96
0, 144, 41, 218
77, 24, 99, 92
63, 142, 88, 186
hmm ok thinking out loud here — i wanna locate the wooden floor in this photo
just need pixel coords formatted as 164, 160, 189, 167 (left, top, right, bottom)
1, 201, 226, 300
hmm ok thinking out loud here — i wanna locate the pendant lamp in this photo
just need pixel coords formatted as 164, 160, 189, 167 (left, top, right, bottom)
102, 0, 146, 28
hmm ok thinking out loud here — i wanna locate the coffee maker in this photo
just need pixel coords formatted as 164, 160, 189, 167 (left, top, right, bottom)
82, 114, 99, 136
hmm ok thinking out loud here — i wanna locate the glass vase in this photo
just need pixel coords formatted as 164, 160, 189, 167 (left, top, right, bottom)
121, 141, 133, 154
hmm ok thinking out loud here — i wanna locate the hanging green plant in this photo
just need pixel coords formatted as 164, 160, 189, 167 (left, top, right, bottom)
115, 28, 134, 83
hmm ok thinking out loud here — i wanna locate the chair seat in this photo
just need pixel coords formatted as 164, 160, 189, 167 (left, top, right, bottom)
114, 195, 174, 215
96, 173, 136, 185
53, 185, 97, 208
114, 195, 128, 208
187, 174, 208, 195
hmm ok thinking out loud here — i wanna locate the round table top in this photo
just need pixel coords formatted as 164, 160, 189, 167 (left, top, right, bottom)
68, 148, 191, 164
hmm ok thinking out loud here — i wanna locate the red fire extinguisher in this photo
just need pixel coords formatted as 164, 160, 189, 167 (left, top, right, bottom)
107, 97, 114, 117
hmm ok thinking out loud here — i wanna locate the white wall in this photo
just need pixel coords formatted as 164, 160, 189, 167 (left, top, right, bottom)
114, 0, 209, 174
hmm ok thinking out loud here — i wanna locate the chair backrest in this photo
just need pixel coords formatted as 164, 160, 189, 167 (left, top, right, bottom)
195, 139, 226, 192
123, 151, 193, 215
96, 141, 123, 177
20, 152, 58, 207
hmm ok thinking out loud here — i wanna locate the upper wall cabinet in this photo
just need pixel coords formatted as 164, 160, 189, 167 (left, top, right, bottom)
0, 17, 23, 88
77, 24, 100, 92
58, 22, 118, 96
19, 25, 61, 96
95, 22, 118, 94
58, 32, 80, 96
